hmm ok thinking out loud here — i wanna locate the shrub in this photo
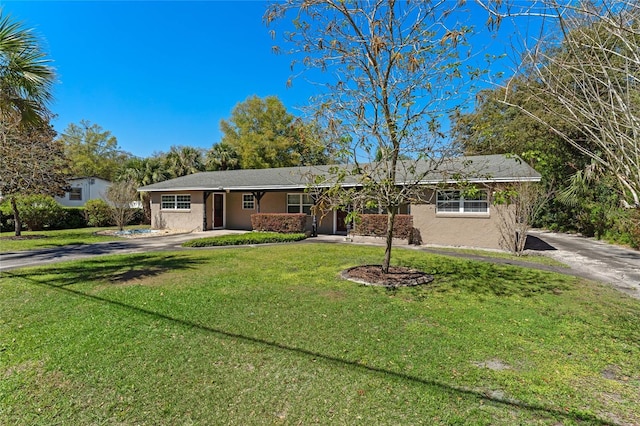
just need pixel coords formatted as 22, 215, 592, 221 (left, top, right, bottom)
130, 208, 146, 225
52, 207, 88, 229
0, 201, 13, 232
9, 195, 63, 231
353, 214, 414, 241
85, 199, 113, 227
183, 232, 307, 247
251, 213, 308, 234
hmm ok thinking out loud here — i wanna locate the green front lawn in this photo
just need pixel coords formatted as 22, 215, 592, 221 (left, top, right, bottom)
0, 226, 150, 252
1, 244, 638, 425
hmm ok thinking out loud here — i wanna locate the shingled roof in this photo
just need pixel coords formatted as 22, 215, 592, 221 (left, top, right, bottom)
138, 154, 540, 192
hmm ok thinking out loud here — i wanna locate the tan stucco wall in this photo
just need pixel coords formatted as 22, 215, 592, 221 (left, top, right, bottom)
225, 191, 334, 233
151, 187, 514, 248
410, 188, 512, 250
150, 191, 205, 231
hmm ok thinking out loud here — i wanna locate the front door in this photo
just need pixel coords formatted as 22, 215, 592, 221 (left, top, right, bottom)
213, 194, 224, 228
336, 209, 349, 233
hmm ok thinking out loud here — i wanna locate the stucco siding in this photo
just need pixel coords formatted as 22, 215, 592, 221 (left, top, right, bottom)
411, 188, 512, 250
150, 191, 204, 231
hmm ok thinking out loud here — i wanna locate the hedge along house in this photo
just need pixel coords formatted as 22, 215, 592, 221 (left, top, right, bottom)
138, 154, 541, 249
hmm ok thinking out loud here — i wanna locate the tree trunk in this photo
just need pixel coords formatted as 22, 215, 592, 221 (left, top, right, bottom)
382, 209, 396, 274
10, 197, 22, 237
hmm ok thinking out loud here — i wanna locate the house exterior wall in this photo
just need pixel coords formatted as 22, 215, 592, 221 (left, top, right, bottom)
150, 187, 515, 249
150, 191, 205, 231
56, 177, 111, 207
410, 188, 511, 250
225, 191, 333, 233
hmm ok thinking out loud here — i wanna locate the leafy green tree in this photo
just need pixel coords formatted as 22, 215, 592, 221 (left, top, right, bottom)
220, 95, 329, 169
59, 120, 130, 181
266, 0, 481, 273
0, 11, 54, 126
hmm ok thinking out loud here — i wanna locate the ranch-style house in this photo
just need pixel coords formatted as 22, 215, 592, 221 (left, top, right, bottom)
138, 154, 541, 249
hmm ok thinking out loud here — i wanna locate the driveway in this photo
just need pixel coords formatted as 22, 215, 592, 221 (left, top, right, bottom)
0, 231, 234, 272
527, 229, 640, 299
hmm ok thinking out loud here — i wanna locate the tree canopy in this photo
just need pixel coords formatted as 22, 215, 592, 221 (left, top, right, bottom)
266, 0, 482, 272
479, 0, 640, 208
219, 95, 330, 169
58, 120, 130, 181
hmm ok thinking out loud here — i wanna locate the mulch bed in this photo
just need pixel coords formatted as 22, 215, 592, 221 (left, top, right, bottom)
341, 265, 434, 288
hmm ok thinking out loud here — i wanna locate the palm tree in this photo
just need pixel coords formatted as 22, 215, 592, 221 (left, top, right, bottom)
0, 11, 55, 126
164, 145, 205, 178
118, 156, 171, 223
205, 142, 240, 171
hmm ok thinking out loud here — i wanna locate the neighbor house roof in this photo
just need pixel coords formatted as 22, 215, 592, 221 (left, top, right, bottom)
138, 154, 541, 192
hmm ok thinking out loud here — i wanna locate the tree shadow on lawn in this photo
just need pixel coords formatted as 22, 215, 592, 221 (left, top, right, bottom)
400, 256, 575, 298
4, 267, 614, 426
4, 253, 205, 287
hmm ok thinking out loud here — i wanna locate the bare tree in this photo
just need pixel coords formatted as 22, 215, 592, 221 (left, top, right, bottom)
478, 0, 640, 209
493, 181, 550, 255
105, 179, 138, 231
265, 0, 485, 273
1, 120, 68, 236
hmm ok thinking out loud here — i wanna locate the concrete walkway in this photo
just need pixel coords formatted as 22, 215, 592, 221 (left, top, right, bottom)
2, 229, 639, 300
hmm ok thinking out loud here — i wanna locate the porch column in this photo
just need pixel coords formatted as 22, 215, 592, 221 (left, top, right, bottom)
251, 191, 266, 213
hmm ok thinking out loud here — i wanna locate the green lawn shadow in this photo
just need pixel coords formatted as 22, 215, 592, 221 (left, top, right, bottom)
3, 258, 612, 426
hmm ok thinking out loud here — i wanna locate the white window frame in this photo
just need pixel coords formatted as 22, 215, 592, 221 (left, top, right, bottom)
161, 194, 191, 210
242, 194, 255, 210
69, 187, 82, 201
436, 190, 488, 214
287, 193, 313, 215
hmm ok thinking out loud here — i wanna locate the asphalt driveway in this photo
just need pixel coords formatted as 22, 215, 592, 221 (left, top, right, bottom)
0, 231, 220, 272
527, 229, 640, 299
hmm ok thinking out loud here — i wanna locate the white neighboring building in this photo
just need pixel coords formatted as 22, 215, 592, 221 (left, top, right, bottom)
56, 177, 111, 207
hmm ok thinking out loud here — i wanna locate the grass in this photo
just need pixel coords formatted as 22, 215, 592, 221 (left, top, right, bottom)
182, 231, 307, 247
1, 244, 639, 425
427, 247, 568, 268
0, 226, 149, 253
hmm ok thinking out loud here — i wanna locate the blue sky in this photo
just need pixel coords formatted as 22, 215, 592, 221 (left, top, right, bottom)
3, 1, 519, 159
3, 1, 315, 158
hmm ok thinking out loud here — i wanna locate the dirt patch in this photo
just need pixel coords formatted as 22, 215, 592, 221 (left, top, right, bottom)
341, 265, 434, 288
472, 359, 513, 371
96, 229, 189, 239
0, 235, 47, 241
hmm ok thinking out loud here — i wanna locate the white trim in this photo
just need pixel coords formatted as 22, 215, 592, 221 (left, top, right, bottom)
242, 193, 255, 210
436, 190, 489, 215
161, 194, 191, 211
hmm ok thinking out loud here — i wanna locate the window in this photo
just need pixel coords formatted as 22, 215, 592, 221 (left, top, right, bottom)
242, 194, 255, 210
436, 190, 488, 214
287, 193, 313, 215
161, 194, 191, 210
69, 187, 82, 201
